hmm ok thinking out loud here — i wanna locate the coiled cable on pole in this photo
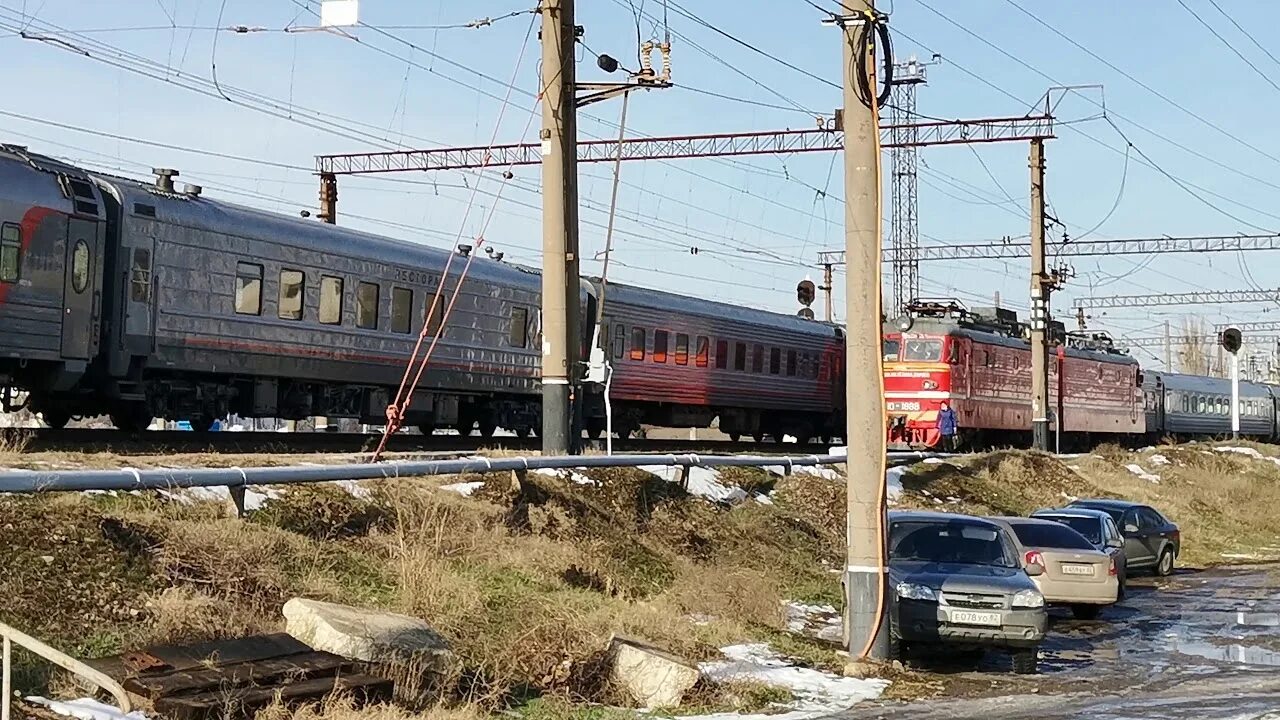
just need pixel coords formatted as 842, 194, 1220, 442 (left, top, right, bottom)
851, 10, 892, 110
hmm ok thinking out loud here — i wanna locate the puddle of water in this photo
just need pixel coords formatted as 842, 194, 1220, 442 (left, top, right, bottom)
1169, 637, 1280, 667
1238, 611, 1280, 627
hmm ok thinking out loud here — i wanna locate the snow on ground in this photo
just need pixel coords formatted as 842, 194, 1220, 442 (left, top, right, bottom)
885, 466, 905, 502
1216, 446, 1280, 467
1149, 453, 1171, 466
439, 481, 486, 497
785, 602, 843, 644
532, 467, 596, 486
26, 698, 148, 720
696, 644, 887, 720
640, 465, 748, 504
1124, 464, 1161, 484
923, 457, 946, 465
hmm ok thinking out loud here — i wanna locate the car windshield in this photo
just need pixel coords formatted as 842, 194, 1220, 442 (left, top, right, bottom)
890, 520, 1018, 568
902, 339, 943, 362
1036, 515, 1102, 545
1009, 521, 1096, 550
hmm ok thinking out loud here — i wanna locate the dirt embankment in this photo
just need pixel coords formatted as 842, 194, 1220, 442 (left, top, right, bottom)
4, 441, 1280, 718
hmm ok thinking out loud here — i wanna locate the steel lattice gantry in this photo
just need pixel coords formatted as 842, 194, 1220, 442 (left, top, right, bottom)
815, 233, 1280, 264
1074, 288, 1280, 310
887, 62, 928, 317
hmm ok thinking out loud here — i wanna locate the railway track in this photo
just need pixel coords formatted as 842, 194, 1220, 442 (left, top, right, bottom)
9, 428, 837, 457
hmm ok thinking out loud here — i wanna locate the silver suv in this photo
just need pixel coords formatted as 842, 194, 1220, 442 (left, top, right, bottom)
888, 510, 1049, 674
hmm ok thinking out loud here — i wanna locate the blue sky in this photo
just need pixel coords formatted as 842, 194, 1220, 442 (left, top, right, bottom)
3, 0, 1280, 366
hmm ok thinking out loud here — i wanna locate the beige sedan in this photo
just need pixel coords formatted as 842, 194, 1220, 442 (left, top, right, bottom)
989, 516, 1119, 620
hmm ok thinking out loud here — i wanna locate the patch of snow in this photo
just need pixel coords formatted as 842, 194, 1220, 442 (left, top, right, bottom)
885, 466, 906, 502
784, 603, 842, 644
697, 644, 887, 720
828, 445, 846, 457
640, 465, 748, 504
1216, 446, 1280, 467
754, 494, 774, 505
26, 698, 148, 720
801, 466, 844, 481
1059, 491, 1079, 503
922, 457, 946, 465
1221, 552, 1265, 560
1149, 454, 1171, 466
1124, 464, 1161, 484
440, 481, 485, 497
532, 467, 595, 486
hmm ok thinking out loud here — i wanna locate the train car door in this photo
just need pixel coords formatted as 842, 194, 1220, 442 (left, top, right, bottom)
60, 217, 100, 360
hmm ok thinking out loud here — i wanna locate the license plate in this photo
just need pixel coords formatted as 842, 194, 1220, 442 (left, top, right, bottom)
949, 610, 1002, 627
1061, 564, 1095, 576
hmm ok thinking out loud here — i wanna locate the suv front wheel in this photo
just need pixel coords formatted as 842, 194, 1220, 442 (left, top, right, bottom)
1011, 648, 1038, 674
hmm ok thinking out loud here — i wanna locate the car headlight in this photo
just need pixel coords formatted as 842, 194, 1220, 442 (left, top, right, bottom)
896, 582, 937, 602
1011, 589, 1045, 609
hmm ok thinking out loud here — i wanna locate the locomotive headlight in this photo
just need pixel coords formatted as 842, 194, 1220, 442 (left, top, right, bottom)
922, 380, 938, 390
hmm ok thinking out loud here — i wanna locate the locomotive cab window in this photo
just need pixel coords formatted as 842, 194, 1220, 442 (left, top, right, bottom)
235, 262, 263, 315
130, 248, 151, 303
509, 306, 529, 347
0, 223, 20, 283
613, 324, 626, 359
653, 330, 669, 364
631, 328, 646, 361
675, 334, 689, 365
356, 282, 379, 329
319, 275, 344, 325
278, 269, 305, 320
391, 287, 413, 334
696, 336, 710, 368
882, 338, 900, 362
903, 339, 942, 362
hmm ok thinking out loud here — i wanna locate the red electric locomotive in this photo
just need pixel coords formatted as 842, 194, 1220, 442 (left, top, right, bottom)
884, 301, 1144, 450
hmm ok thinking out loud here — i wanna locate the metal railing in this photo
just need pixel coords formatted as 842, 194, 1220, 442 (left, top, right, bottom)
1, 622, 132, 720
0, 451, 942, 497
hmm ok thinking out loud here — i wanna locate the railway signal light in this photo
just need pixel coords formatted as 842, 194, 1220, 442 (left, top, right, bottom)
797, 278, 816, 307
1221, 327, 1242, 354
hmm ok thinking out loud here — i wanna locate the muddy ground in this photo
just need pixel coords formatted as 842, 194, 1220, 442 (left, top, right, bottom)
835, 563, 1280, 719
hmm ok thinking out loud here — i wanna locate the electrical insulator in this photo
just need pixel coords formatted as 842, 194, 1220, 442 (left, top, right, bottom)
658, 42, 672, 83
640, 41, 654, 79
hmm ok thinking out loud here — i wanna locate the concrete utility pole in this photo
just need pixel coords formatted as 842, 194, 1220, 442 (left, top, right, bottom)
540, 0, 581, 455
821, 261, 834, 322
1164, 320, 1172, 371
1029, 138, 1051, 452
836, 0, 889, 662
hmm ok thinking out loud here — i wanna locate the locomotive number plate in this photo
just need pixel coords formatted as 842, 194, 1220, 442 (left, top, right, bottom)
887, 401, 921, 412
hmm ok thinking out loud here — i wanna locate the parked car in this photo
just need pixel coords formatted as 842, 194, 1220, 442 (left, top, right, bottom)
1067, 499, 1180, 576
887, 510, 1048, 674
989, 516, 1119, 620
1031, 507, 1129, 597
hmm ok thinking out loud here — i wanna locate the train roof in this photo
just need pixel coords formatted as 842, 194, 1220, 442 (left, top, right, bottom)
890, 315, 1139, 366
1144, 370, 1275, 396
593, 279, 843, 338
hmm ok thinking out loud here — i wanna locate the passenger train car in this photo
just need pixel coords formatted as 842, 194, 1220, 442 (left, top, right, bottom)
586, 281, 845, 442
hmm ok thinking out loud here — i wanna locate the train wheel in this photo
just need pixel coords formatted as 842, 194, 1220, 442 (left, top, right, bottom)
189, 415, 216, 432
455, 421, 475, 436
419, 423, 436, 436
728, 433, 741, 442
478, 422, 497, 438
586, 420, 605, 439
752, 431, 765, 443
515, 427, 531, 439
111, 405, 152, 433
40, 410, 69, 430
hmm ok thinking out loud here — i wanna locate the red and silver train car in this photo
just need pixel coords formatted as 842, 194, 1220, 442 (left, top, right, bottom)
884, 302, 1144, 449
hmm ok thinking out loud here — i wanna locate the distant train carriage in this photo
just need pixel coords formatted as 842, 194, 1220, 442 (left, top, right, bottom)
1143, 371, 1276, 442
0, 146, 108, 428
586, 280, 845, 443
884, 301, 1144, 449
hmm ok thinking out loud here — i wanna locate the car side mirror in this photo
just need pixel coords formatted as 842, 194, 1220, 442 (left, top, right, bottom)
1106, 537, 1124, 549
1025, 563, 1044, 577
1123, 523, 1139, 534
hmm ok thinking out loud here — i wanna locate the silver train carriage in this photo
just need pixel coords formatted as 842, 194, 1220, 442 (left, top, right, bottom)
1142, 370, 1277, 441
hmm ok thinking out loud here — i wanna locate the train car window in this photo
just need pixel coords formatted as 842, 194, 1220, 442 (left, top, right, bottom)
882, 338, 900, 362
613, 324, 626, 359
696, 336, 710, 368
509, 306, 529, 348
71, 240, 90, 293
675, 334, 689, 365
752, 344, 764, 373
716, 340, 729, 369
734, 342, 747, 371
769, 347, 781, 375
787, 349, 797, 377
0, 223, 20, 282
278, 269, 304, 320
319, 275, 344, 325
390, 287, 413, 333
356, 282, 379, 329
653, 330, 669, 363
234, 262, 263, 315
631, 328, 646, 361
425, 298, 445, 338
130, 248, 151, 303
903, 339, 942, 362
